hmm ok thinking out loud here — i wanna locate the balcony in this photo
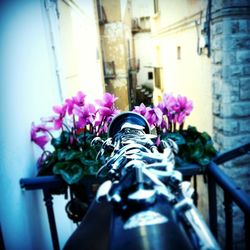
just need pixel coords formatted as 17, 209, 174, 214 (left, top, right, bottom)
132, 16, 151, 34
20, 143, 250, 250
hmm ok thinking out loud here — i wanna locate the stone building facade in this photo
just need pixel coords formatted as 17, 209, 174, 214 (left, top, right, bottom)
211, 0, 250, 248
97, 0, 133, 110
211, 0, 250, 177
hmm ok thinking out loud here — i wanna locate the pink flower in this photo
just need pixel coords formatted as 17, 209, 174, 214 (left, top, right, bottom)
163, 94, 178, 111
145, 107, 163, 128
52, 104, 67, 130
133, 103, 147, 116
133, 104, 163, 128
65, 91, 86, 115
177, 95, 193, 115
158, 94, 177, 122
175, 95, 193, 124
154, 93, 194, 131
99, 106, 114, 117
31, 123, 51, 149
96, 92, 118, 108
95, 106, 120, 133
73, 103, 96, 128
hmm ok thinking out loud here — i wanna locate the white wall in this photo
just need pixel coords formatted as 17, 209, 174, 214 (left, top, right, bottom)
0, 0, 76, 249
151, 0, 212, 134
58, 0, 105, 101
133, 32, 154, 86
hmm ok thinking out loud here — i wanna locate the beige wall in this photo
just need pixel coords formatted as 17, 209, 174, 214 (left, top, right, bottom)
155, 29, 212, 134
102, 22, 130, 110
157, 0, 205, 28
131, 0, 212, 133
150, 0, 212, 221
151, 0, 212, 135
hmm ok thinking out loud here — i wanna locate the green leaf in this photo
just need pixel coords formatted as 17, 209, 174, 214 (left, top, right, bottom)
205, 143, 217, 156
53, 162, 69, 174
83, 164, 99, 176
80, 157, 98, 166
161, 132, 186, 145
200, 131, 211, 142
57, 164, 84, 184
187, 126, 198, 133
186, 139, 204, 160
65, 151, 83, 160
57, 150, 67, 161
53, 162, 84, 184
51, 137, 62, 149
166, 125, 218, 167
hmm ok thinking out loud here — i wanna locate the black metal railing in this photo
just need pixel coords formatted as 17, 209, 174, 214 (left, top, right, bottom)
19, 143, 250, 250
207, 143, 250, 250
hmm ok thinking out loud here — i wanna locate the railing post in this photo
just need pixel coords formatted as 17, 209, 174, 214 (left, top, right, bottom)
224, 192, 233, 250
207, 173, 218, 238
43, 189, 60, 250
245, 215, 250, 250
193, 175, 198, 206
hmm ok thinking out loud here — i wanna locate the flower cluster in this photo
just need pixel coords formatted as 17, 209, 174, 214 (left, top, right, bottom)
133, 93, 193, 133
133, 93, 216, 167
31, 91, 119, 184
31, 91, 216, 183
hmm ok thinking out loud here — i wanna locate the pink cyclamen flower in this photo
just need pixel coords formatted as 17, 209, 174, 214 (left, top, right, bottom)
95, 107, 120, 130
73, 103, 96, 128
100, 108, 120, 134
177, 95, 193, 115
164, 94, 179, 112
96, 92, 118, 108
99, 106, 114, 117
145, 107, 163, 128
52, 104, 67, 130
157, 94, 178, 121
133, 103, 148, 116
65, 91, 86, 115
31, 123, 51, 149
175, 95, 193, 124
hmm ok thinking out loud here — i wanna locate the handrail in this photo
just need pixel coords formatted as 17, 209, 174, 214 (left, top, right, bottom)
207, 142, 250, 249
19, 165, 201, 250
20, 175, 66, 250
20, 175, 65, 190
213, 143, 250, 165
20, 143, 250, 249
207, 162, 250, 215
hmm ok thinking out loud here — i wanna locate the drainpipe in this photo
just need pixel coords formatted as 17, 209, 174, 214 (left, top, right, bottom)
203, 0, 212, 57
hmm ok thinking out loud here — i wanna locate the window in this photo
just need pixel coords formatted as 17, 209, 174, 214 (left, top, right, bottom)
148, 71, 153, 80
154, 67, 161, 89
177, 46, 181, 60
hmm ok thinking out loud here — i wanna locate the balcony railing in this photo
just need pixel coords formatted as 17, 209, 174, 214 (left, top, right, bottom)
207, 143, 250, 250
20, 143, 250, 250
